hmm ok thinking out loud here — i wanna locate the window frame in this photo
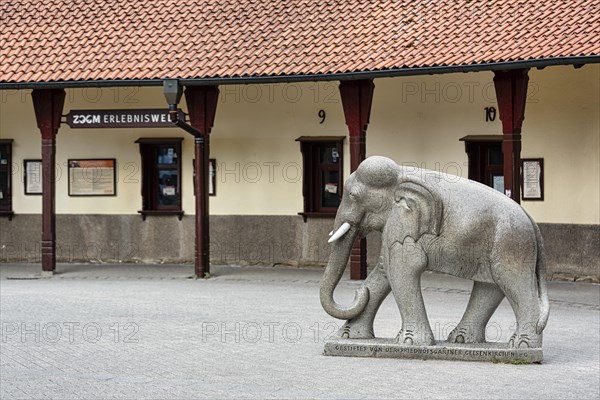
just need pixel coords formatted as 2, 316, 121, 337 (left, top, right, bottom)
460, 135, 504, 190
296, 136, 345, 220
135, 137, 184, 220
0, 139, 14, 220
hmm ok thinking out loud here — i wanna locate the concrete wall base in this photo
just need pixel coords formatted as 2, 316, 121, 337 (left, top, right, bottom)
1, 214, 598, 279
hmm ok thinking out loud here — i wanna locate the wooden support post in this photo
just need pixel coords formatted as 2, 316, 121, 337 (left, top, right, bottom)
339, 79, 375, 280
493, 69, 529, 203
184, 86, 219, 278
31, 89, 65, 272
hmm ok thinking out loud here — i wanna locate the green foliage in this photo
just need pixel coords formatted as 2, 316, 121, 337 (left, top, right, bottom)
491, 357, 532, 365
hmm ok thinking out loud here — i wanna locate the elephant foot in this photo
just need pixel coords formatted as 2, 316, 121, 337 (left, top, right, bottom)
395, 326, 435, 346
508, 332, 542, 349
447, 325, 486, 344
336, 321, 375, 340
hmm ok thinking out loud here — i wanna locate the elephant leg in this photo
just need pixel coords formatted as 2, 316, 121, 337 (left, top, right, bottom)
447, 281, 505, 344
386, 237, 434, 346
338, 258, 391, 339
489, 240, 544, 349
497, 276, 544, 349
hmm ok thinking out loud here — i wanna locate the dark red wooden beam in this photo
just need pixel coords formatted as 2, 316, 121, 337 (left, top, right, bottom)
339, 79, 375, 280
493, 69, 529, 203
184, 86, 219, 278
31, 89, 65, 272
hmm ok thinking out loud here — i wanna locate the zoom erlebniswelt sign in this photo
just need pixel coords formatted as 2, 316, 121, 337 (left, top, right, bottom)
66, 109, 184, 129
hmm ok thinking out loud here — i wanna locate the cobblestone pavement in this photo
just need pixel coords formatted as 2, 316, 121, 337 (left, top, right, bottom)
1, 264, 599, 399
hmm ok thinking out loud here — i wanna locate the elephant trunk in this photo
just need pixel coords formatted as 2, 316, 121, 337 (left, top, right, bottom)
320, 224, 370, 320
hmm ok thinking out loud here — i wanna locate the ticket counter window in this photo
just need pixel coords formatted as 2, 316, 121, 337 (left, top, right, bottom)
0, 139, 13, 219
136, 138, 183, 218
460, 135, 504, 193
296, 136, 344, 218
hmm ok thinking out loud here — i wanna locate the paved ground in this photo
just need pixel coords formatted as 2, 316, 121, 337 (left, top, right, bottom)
0, 263, 599, 400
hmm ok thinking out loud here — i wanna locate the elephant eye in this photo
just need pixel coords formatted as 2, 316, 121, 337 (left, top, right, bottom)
349, 191, 362, 201
349, 185, 364, 200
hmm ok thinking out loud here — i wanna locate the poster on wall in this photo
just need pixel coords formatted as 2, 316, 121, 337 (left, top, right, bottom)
192, 158, 217, 196
209, 158, 216, 196
492, 174, 504, 194
521, 158, 544, 201
24, 159, 43, 195
68, 159, 116, 196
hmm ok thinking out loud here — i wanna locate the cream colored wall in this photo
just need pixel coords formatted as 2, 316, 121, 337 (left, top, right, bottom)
209, 81, 346, 214
0, 83, 346, 216
0, 64, 598, 223
1, 87, 184, 214
369, 74, 499, 174
521, 66, 599, 224
368, 65, 599, 224
0, 91, 43, 213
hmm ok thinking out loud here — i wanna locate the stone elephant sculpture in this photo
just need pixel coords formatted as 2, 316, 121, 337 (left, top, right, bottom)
320, 156, 549, 348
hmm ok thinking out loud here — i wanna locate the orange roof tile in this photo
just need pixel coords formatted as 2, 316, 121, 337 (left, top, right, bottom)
0, 0, 598, 87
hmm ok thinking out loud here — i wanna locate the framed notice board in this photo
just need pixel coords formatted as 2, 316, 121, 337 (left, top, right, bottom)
24, 159, 43, 195
521, 158, 544, 201
68, 159, 116, 196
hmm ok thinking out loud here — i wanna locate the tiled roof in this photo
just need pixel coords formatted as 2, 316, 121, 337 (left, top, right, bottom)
1, 0, 598, 85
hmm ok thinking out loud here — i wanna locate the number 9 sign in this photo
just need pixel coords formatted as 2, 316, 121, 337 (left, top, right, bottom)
318, 109, 326, 124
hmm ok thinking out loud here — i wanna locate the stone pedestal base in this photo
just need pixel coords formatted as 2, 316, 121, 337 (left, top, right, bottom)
324, 338, 542, 363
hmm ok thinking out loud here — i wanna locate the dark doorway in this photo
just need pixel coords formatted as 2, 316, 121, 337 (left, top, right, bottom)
460, 135, 504, 193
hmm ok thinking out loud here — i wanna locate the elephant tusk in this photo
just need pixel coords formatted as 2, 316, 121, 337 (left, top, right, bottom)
328, 222, 351, 243
328, 230, 334, 236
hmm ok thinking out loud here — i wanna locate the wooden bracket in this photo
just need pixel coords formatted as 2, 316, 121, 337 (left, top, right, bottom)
493, 69, 529, 203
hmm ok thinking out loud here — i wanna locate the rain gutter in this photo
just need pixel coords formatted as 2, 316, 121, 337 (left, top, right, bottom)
0, 56, 598, 90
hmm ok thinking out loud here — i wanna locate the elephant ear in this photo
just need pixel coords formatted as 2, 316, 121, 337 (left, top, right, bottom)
391, 182, 443, 243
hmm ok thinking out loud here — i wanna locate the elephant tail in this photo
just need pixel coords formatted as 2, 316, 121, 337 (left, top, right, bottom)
528, 213, 550, 334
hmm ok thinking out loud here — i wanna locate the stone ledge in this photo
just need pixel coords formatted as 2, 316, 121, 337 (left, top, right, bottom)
551, 273, 600, 283
324, 338, 542, 363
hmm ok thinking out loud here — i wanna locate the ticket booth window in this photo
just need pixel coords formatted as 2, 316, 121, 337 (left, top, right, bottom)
460, 135, 504, 192
136, 138, 183, 219
0, 139, 13, 219
296, 136, 344, 219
